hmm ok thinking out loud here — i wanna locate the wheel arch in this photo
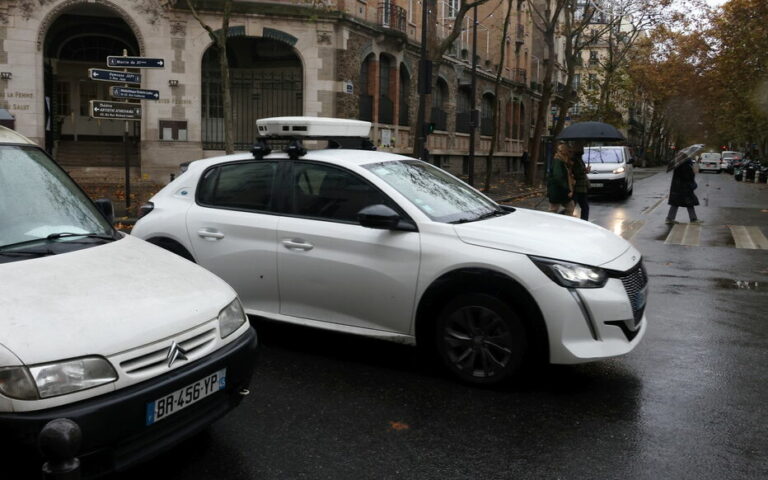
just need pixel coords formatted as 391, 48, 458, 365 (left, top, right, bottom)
145, 236, 196, 262
414, 268, 549, 364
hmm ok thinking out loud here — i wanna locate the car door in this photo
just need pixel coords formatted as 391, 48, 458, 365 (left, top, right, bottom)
276, 160, 420, 334
186, 160, 281, 315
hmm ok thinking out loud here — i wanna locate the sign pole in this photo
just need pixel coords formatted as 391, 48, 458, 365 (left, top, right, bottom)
122, 49, 131, 212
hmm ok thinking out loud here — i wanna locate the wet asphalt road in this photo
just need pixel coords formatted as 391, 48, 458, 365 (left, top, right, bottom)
121, 168, 768, 480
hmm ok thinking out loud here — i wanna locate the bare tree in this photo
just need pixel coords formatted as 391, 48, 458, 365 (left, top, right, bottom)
525, 0, 568, 186
484, 0, 514, 191
185, 0, 235, 154
412, 0, 491, 160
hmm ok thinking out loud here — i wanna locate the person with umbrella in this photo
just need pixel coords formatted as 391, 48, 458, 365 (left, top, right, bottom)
570, 140, 591, 220
556, 121, 625, 221
666, 144, 705, 225
547, 142, 575, 215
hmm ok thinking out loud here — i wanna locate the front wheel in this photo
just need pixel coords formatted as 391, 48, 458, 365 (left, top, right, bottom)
435, 294, 528, 385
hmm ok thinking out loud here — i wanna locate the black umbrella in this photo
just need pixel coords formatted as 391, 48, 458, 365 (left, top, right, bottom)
556, 121, 626, 141
667, 144, 705, 172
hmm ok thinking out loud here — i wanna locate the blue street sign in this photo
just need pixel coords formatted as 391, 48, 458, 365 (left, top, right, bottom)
107, 56, 165, 69
89, 68, 141, 84
110, 86, 160, 101
89, 100, 142, 120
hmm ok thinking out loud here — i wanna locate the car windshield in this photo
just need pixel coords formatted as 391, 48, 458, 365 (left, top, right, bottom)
0, 145, 115, 252
583, 149, 623, 164
363, 159, 503, 223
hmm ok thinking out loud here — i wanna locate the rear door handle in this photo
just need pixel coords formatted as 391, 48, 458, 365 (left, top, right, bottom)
197, 229, 225, 240
282, 238, 314, 251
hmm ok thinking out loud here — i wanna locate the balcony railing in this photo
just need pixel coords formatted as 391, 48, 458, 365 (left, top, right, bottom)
480, 117, 494, 136
455, 112, 471, 134
378, 3, 407, 33
511, 68, 527, 84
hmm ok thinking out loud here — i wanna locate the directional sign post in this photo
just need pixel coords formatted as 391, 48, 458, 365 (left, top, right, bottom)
107, 56, 165, 69
110, 86, 160, 101
89, 100, 142, 121
89, 68, 141, 84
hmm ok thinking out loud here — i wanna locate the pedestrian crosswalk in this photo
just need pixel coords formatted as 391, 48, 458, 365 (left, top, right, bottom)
654, 223, 766, 249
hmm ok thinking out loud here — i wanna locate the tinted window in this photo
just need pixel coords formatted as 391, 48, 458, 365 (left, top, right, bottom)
290, 162, 392, 222
198, 161, 277, 211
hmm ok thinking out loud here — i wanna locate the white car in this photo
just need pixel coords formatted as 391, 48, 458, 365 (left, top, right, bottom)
698, 152, 722, 173
584, 146, 635, 198
133, 117, 648, 385
0, 127, 257, 475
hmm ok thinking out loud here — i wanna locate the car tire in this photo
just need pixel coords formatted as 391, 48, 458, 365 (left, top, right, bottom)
435, 293, 528, 385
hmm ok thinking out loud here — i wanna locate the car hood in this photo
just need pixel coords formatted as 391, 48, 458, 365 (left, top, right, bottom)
454, 208, 631, 266
0, 235, 236, 365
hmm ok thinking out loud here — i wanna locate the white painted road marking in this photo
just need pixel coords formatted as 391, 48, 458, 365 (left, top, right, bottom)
730, 226, 768, 250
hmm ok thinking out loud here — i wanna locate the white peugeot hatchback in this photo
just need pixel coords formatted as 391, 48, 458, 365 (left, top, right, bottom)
0, 127, 257, 475
133, 117, 647, 386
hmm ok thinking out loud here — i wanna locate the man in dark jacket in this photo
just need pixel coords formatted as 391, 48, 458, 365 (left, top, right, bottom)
666, 158, 702, 224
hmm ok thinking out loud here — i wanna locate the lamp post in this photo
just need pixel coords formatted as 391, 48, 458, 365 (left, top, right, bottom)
416, 0, 432, 161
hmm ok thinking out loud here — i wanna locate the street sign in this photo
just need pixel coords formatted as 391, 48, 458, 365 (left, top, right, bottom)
89, 68, 141, 84
89, 100, 142, 121
107, 56, 165, 69
110, 86, 160, 101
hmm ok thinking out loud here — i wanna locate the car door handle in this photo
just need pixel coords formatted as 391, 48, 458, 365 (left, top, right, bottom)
197, 229, 225, 240
282, 239, 314, 251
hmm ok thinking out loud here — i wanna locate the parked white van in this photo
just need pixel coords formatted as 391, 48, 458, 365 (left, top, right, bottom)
0, 126, 258, 475
698, 152, 722, 173
584, 146, 635, 198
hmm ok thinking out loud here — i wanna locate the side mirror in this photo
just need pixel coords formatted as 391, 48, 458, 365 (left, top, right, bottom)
358, 204, 413, 231
94, 198, 115, 226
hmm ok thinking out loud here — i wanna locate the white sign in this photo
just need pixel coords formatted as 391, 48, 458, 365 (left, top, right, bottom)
344, 80, 354, 95
380, 129, 392, 147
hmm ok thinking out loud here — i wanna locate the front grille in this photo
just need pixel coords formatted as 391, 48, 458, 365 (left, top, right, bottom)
119, 328, 217, 376
617, 261, 648, 327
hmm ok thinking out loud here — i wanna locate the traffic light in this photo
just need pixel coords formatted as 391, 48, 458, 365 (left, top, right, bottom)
423, 122, 435, 135
721, 145, 727, 150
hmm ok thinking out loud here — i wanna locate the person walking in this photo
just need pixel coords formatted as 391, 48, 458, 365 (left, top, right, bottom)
547, 143, 575, 215
666, 157, 702, 224
570, 142, 590, 220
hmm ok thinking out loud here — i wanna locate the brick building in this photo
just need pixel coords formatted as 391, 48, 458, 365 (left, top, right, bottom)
0, 0, 539, 184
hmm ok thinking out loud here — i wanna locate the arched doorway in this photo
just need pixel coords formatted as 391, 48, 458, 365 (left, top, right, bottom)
202, 37, 303, 150
43, 4, 140, 168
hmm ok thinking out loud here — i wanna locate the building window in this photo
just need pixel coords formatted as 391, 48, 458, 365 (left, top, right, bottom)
79, 81, 98, 116
588, 74, 597, 90
448, 0, 459, 19
55, 81, 70, 116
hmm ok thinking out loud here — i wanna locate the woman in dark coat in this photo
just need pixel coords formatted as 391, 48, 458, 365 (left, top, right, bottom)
666, 158, 701, 224
547, 143, 575, 215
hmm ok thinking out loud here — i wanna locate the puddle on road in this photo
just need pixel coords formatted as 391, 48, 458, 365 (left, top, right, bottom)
712, 278, 765, 291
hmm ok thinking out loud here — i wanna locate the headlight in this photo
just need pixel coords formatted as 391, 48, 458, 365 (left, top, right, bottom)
29, 357, 117, 399
612, 166, 625, 174
530, 256, 608, 288
0, 366, 38, 400
218, 298, 247, 338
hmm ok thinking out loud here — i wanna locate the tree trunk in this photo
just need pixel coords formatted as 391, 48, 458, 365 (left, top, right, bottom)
484, 0, 513, 191
527, 32, 556, 185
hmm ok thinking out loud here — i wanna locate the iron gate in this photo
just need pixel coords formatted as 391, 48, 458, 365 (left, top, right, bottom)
202, 68, 303, 150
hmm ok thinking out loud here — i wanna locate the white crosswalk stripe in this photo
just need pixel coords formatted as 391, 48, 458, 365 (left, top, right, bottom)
729, 226, 768, 250
664, 223, 701, 246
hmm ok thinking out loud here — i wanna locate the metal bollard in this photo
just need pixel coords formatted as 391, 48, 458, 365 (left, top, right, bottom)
39, 418, 82, 480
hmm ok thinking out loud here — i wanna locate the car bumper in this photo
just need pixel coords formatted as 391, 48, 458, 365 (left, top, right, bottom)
531, 261, 647, 364
587, 177, 627, 193
1, 326, 258, 476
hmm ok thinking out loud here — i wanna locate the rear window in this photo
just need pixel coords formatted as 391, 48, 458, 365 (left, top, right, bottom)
582, 149, 623, 164
700, 153, 721, 161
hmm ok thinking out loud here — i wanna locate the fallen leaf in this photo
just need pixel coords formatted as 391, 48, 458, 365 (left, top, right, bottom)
389, 421, 410, 431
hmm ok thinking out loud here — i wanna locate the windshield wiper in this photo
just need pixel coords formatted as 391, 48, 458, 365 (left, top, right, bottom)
46, 232, 116, 241
475, 209, 509, 221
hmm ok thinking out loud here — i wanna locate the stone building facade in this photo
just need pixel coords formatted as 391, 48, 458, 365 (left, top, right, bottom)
0, 0, 538, 184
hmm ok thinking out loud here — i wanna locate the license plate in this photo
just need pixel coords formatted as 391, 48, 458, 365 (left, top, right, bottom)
590, 183, 604, 187
145, 369, 226, 425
